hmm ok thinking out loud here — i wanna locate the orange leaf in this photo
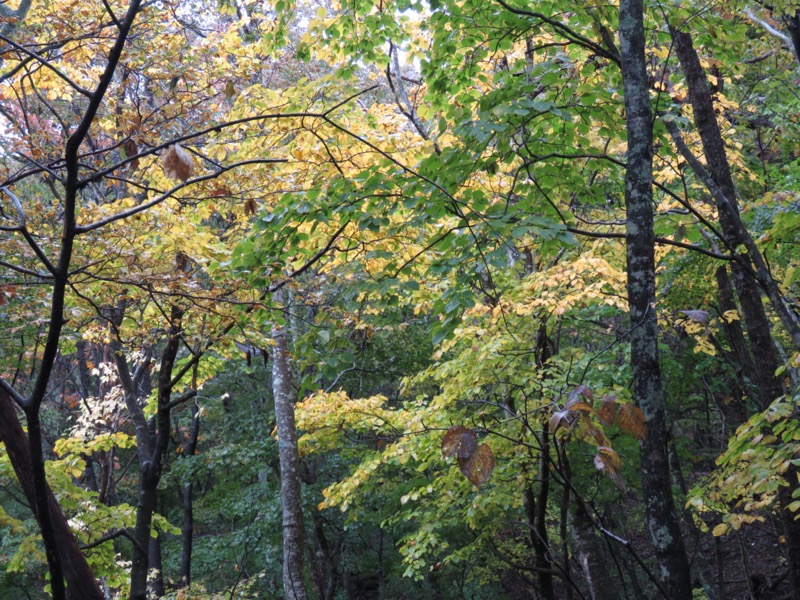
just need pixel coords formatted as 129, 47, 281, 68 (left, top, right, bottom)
597, 394, 617, 427
594, 447, 626, 489
616, 403, 647, 441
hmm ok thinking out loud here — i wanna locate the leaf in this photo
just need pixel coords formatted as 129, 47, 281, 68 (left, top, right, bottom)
225, 80, 236, 99
575, 414, 610, 447
680, 309, 709, 325
442, 426, 477, 459
594, 447, 625, 489
598, 394, 617, 427
244, 198, 258, 215
123, 138, 139, 170
549, 410, 571, 433
458, 443, 494, 486
712, 523, 728, 537
616, 403, 647, 441
566, 401, 593, 413
161, 143, 194, 182
567, 385, 594, 406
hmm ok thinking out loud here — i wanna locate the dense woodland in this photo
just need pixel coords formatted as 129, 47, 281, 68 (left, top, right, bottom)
0, 0, 799, 598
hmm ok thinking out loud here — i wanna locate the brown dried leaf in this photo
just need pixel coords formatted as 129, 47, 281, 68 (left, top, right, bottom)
211, 184, 232, 197
244, 198, 258, 215
549, 410, 571, 434
123, 138, 139, 170
575, 413, 610, 447
566, 385, 594, 410
566, 401, 593, 413
442, 426, 478, 459
458, 443, 494, 486
680, 309, 709, 325
594, 446, 626, 490
161, 143, 194, 182
616, 403, 647, 441
597, 394, 617, 427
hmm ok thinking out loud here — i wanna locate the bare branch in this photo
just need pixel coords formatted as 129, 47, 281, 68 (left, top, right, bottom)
0, 34, 92, 97
76, 158, 287, 233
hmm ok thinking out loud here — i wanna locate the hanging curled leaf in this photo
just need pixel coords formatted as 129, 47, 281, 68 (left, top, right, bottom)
679, 309, 709, 325
442, 425, 477, 459
122, 138, 139, 170
225, 80, 236, 99
244, 198, 258, 215
566, 401, 593, 413
616, 403, 647, 441
594, 446, 625, 489
458, 443, 494, 486
566, 385, 594, 411
161, 143, 194, 182
574, 413, 610, 447
549, 410, 572, 433
598, 394, 617, 427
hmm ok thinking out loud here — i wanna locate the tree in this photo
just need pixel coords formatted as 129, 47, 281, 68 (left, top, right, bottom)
618, 0, 692, 596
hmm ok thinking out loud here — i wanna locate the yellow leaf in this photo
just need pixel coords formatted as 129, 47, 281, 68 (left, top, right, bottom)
712, 523, 728, 537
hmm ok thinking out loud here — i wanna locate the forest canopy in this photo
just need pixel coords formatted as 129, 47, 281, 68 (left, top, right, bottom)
0, 0, 799, 599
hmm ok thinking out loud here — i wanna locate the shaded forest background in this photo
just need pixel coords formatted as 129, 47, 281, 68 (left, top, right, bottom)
0, 0, 799, 599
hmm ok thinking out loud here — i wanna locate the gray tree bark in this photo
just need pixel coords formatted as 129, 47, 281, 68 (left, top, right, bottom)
272, 288, 309, 600
618, 1, 693, 597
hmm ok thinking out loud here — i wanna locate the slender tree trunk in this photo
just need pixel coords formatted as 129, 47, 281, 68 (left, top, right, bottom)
179, 402, 201, 588
569, 500, 620, 600
129, 467, 159, 600
272, 288, 309, 600
618, 2, 692, 597
524, 432, 554, 600
148, 530, 165, 597
669, 27, 800, 596
669, 26, 784, 410
128, 306, 184, 600
714, 266, 755, 425
0, 389, 104, 600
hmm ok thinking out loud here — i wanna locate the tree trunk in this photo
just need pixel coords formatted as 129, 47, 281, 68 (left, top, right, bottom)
619, 2, 693, 597
272, 288, 309, 600
669, 27, 800, 596
714, 266, 755, 426
669, 26, 784, 411
179, 402, 201, 588
148, 530, 165, 598
0, 389, 104, 599
128, 306, 184, 600
523, 433, 554, 600
569, 500, 620, 600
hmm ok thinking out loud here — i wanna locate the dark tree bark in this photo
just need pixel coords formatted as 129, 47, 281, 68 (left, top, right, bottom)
618, 1, 692, 597
117, 305, 186, 600
0, 389, 104, 600
272, 288, 309, 600
670, 26, 784, 411
569, 500, 620, 600
669, 27, 800, 597
523, 434, 555, 600
149, 533, 165, 598
714, 266, 756, 426
179, 402, 201, 588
